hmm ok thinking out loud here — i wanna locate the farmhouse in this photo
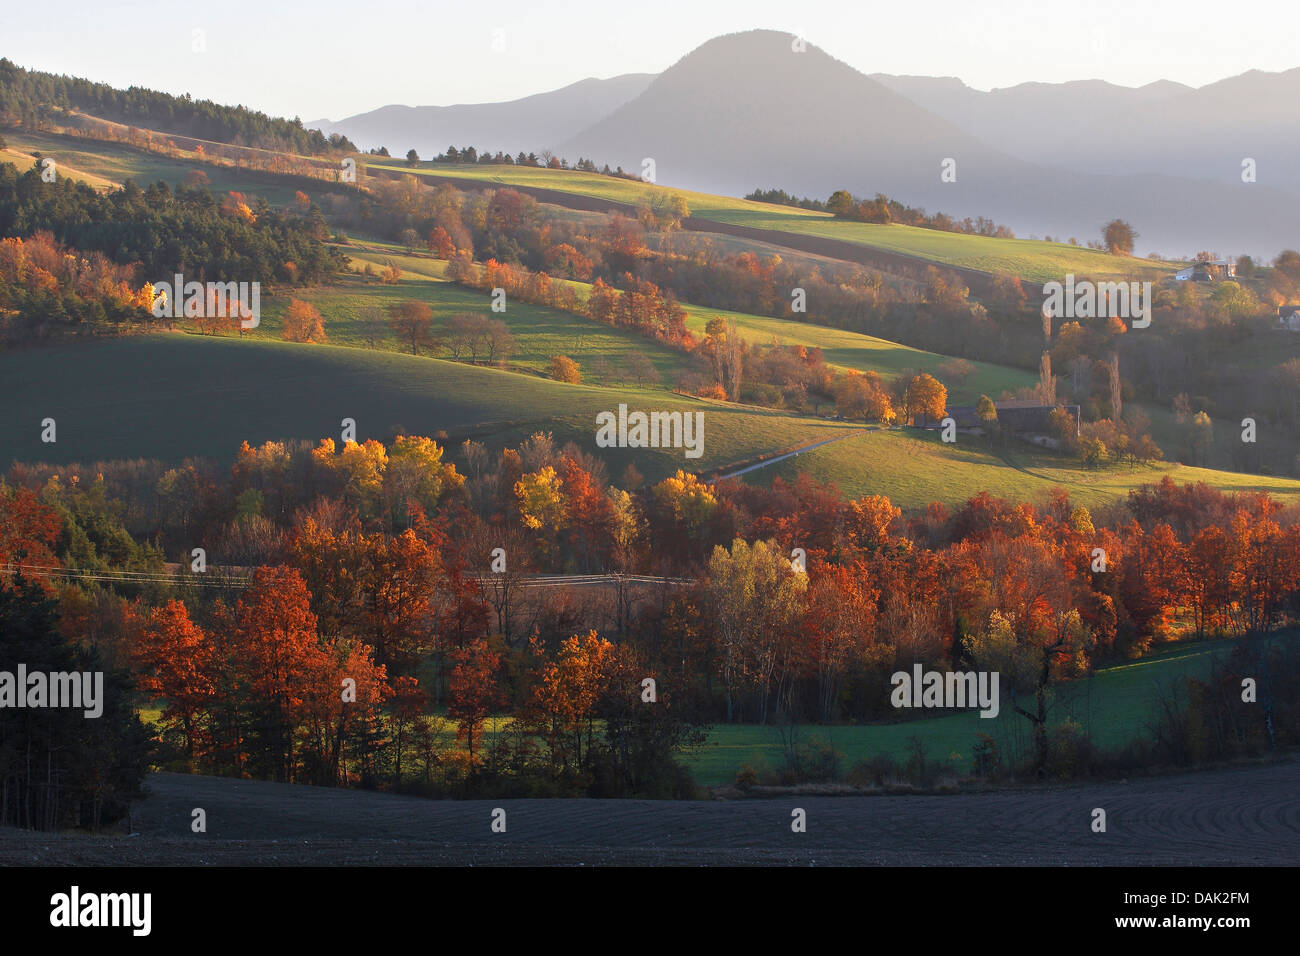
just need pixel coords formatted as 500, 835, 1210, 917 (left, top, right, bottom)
1173, 260, 1236, 282
1279, 306, 1300, 331
946, 400, 1080, 442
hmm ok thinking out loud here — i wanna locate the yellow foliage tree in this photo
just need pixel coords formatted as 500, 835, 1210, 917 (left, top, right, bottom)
515, 466, 564, 530
652, 470, 717, 536
282, 298, 327, 343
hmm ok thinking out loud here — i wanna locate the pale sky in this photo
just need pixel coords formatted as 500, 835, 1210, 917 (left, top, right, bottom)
5, 0, 1298, 121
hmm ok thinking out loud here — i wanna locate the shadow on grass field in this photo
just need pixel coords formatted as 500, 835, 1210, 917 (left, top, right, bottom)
683, 633, 1293, 786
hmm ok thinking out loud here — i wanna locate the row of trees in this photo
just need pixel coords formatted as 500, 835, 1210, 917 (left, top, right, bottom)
5, 431, 1299, 800
827, 188, 1016, 238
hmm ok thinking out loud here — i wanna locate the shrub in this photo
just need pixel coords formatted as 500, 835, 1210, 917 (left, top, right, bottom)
549, 355, 582, 384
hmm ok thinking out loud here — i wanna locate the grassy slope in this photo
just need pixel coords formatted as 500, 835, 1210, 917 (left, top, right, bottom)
683, 633, 1291, 785
2, 131, 1180, 283
2, 130, 310, 206
0, 334, 860, 479
0, 144, 119, 192
6, 261, 1275, 506
748, 428, 1300, 510
257, 267, 691, 385
372, 162, 1181, 284
677, 303, 1034, 404
319, 247, 1036, 405
1, 138, 1281, 502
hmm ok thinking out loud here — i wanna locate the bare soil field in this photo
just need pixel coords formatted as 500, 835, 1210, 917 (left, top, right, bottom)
2, 760, 1297, 866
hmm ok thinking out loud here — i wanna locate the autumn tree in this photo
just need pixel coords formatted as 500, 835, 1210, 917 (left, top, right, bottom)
962, 533, 1101, 777
803, 562, 880, 721
515, 465, 565, 537
386, 300, 435, 354
281, 298, 327, 343
447, 637, 503, 767
133, 600, 216, 761
707, 538, 807, 722
835, 369, 894, 423
298, 637, 390, 786
0, 485, 62, 590
388, 675, 428, 784
360, 529, 440, 669
427, 226, 456, 259
229, 566, 329, 781
531, 631, 618, 773
651, 470, 718, 560
558, 455, 616, 572
903, 372, 948, 425
1103, 219, 1137, 255
383, 434, 463, 526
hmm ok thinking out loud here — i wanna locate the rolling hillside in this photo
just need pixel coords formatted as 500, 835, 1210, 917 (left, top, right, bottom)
363, 160, 1179, 284
747, 428, 1300, 510
264, 251, 1037, 403
0, 334, 860, 481
4, 332, 1295, 511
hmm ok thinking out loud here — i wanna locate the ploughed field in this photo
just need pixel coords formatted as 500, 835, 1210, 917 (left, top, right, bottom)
1, 761, 1296, 866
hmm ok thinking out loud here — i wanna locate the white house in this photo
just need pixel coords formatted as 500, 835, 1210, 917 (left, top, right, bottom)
1280, 306, 1300, 331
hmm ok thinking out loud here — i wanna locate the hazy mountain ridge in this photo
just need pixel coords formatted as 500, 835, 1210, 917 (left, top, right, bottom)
313, 29, 1299, 257
873, 68, 1300, 191
309, 73, 655, 157
555, 30, 1299, 257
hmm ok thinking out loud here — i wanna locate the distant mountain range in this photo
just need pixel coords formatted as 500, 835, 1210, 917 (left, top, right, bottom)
871, 69, 1300, 191
314, 30, 1300, 259
309, 73, 654, 161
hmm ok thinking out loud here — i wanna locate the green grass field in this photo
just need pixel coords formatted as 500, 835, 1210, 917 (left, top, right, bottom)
370, 161, 1181, 284
5, 327, 1289, 509
682, 632, 1290, 785
678, 303, 1035, 405
256, 268, 692, 385
1, 144, 119, 192
0, 333, 862, 481
4, 131, 1179, 284
748, 427, 1300, 510
309, 246, 1036, 405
